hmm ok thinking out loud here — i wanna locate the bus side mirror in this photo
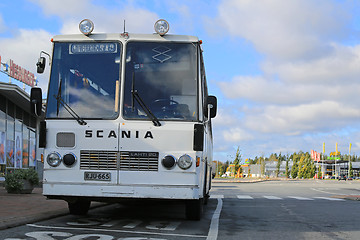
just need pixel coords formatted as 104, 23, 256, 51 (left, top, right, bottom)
30, 87, 43, 117
36, 57, 46, 73
207, 96, 217, 118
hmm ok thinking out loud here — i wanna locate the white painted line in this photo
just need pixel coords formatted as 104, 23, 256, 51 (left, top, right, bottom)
310, 188, 345, 195
288, 196, 314, 200
210, 195, 224, 199
263, 196, 283, 200
314, 197, 345, 201
26, 224, 207, 238
207, 198, 223, 240
237, 195, 254, 199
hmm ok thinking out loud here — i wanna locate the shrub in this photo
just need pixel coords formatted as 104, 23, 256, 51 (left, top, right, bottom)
5, 168, 39, 193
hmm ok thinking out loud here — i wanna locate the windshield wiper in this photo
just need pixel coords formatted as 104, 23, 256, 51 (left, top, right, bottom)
131, 72, 161, 127
54, 81, 87, 125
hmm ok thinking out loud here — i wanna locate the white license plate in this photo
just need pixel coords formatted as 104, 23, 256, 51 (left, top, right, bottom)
84, 172, 111, 181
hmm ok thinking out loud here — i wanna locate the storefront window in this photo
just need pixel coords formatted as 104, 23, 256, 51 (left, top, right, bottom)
0, 93, 38, 174
29, 129, 36, 167
6, 116, 14, 168
22, 124, 29, 168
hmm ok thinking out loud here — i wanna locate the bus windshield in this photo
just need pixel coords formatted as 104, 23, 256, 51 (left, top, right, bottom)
123, 42, 198, 121
46, 42, 121, 119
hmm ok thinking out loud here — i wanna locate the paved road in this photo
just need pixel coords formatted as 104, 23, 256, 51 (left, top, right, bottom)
1, 180, 360, 240
211, 180, 360, 239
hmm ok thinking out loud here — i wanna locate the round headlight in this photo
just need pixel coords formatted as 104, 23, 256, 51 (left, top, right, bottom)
178, 154, 192, 170
162, 155, 176, 169
47, 152, 62, 167
79, 19, 94, 35
63, 153, 77, 167
154, 19, 169, 36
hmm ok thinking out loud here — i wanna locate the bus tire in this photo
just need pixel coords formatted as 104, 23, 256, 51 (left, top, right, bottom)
68, 200, 91, 215
185, 198, 203, 220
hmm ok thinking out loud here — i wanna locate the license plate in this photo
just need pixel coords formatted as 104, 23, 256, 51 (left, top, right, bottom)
84, 172, 111, 181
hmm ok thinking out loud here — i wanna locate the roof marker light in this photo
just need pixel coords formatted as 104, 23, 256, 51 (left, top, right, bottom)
154, 19, 169, 36
79, 19, 94, 35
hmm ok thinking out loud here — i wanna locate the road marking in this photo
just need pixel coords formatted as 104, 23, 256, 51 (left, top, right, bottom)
310, 188, 345, 195
288, 196, 314, 200
26, 223, 207, 238
237, 195, 254, 199
263, 196, 283, 200
207, 198, 223, 240
314, 197, 345, 201
210, 195, 224, 199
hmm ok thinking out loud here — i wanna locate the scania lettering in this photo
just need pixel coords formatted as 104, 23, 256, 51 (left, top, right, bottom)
31, 19, 217, 220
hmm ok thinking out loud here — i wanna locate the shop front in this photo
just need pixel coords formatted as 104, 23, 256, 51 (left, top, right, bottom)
0, 82, 40, 180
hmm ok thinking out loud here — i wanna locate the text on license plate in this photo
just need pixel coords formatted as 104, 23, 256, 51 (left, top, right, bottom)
84, 172, 111, 181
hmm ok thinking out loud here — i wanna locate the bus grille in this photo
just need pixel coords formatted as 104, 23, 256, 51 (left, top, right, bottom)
80, 151, 159, 171
80, 151, 118, 170
119, 152, 159, 171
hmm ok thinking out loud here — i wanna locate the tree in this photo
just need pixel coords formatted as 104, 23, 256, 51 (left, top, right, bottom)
349, 161, 353, 178
285, 159, 290, 178
233, 147, 242, 174
275, 153, 282, 177
260, 156, 266, 177
291, 153, 299, 179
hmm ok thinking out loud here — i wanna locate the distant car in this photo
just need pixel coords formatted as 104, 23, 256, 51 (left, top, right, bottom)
347, 177, 353, 181
338, 175, 347, 181
330, 176, 336, 179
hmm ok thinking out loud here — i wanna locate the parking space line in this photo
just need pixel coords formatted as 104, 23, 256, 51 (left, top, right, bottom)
207, 198, 223, 240
210, 195, 224, 199
314, 197, 345, 201
237, 195, 254, 199
288, 196, 314, 200
263, 196, 283, 200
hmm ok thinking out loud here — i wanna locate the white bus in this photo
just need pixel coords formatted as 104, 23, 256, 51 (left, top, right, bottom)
31, 19, 217, 220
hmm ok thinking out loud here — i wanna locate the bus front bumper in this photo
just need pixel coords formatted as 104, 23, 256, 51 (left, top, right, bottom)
43, 182, 200, 201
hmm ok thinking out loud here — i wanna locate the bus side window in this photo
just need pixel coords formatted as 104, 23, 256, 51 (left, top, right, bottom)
200, 50, 209, 120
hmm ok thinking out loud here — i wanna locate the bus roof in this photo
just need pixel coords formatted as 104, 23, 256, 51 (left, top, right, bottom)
52, 33, 200, 43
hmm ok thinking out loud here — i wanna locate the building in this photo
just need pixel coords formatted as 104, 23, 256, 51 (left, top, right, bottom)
0, 82, 42, 179
319, 160, 360, 178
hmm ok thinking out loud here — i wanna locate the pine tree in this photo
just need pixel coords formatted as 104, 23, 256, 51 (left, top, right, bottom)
285, 159, 290, 178
233, 147, 242, 174
291, 153, 299, 179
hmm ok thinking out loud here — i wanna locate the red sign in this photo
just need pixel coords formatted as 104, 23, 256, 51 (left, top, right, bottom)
311, 150, 320, 162
8, 59, 36, 87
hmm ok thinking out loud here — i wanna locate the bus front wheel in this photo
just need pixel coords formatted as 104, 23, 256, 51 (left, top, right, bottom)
185, 198, 203, 220
68, 199, 91, 215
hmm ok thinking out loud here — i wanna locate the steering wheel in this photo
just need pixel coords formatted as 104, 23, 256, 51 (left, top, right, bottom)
152, 99, 179, 112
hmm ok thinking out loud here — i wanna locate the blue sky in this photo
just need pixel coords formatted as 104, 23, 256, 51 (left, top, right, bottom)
1, 0, 360, 163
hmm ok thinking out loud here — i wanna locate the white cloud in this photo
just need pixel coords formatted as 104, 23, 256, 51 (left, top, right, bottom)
222, 127, 254, 142
30, 0, 159, 35
0, 29, 52, 91
264, 44, 360, 85
244, 101, 360, 135
28, 0, 90, 18
210, 0, 350, 61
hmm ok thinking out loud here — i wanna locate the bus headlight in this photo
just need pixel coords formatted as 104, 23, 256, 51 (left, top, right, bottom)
47, 152, 62, 167
154, 19, 169, 36
63, 153, 77, 167
162, 155, 176, 169
178, 154, 192, 170
79, 19, 94, 35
